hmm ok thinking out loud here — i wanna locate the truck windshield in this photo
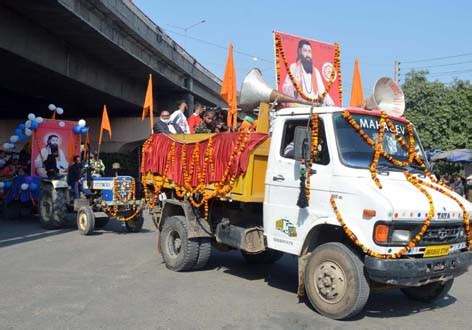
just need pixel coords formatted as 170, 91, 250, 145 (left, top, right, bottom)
333, 112, 429, 171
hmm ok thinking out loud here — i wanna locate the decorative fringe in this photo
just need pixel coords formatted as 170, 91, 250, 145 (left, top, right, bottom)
297, 166, 309, 208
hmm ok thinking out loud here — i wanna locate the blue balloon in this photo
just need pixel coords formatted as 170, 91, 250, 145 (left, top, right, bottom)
80, 127, 89, 134
4, 181, 12, 189
19, 124, 25, 130
30, 183, 39, 191
19, 134, 27, 142
15, 128, 22, 135
30, 120, 39, 129
73, 125, 81, 134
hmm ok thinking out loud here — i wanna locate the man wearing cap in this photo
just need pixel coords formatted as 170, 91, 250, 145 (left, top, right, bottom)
238, 116, 255, 132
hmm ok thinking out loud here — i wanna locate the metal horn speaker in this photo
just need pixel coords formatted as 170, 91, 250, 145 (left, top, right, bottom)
239, 68, 313, 110
365, 77, 405, 116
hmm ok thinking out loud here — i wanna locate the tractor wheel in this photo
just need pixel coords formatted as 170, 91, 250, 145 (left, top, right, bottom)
39, 186, 67, 229
401, 279, 453, 303
159, 215, 199, 271
77, 206, 95, 235
241, 249, 284, 264
125, 212, 144, 233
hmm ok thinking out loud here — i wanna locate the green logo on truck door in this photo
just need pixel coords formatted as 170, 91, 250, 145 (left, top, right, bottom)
275, 218, 297, 237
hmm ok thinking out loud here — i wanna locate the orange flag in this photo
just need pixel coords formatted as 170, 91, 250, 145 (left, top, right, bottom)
221, 44, 237, 130
84, 131, 90, 160
142, 74, 154, 131
349, 58, 364, 107
98, 105, 112, 145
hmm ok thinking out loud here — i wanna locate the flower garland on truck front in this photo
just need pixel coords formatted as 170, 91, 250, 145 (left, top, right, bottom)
331, 110, 471, 259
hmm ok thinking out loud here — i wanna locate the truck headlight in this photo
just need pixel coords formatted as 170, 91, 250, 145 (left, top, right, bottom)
391, 229, 411, 243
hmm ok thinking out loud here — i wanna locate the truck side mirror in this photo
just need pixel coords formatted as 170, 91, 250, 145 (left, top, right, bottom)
294, 126, 311, 162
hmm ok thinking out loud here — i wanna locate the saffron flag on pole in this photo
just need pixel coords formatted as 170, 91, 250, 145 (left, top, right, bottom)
221, 44, 237, 130
142, 74, 154, 131
349, 58, 364, 107
98, 105, 112, 145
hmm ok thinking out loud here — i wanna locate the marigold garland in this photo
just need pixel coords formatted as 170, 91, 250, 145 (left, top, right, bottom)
305, 113, 319, 200
102, 176, 143, 221
335, 109, 472, 257
274, 33, 341, 104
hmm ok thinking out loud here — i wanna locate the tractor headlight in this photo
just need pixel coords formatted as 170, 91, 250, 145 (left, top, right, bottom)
391, 229, 411, 243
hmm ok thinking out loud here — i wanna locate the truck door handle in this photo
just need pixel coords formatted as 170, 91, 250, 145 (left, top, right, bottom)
273, 175, 285, 182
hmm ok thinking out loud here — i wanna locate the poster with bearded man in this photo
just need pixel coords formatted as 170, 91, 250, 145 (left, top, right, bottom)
274, 31, 341, 107
31, 119, 80, 177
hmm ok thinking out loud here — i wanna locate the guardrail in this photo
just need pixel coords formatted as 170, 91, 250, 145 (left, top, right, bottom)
122, 0, 222, 85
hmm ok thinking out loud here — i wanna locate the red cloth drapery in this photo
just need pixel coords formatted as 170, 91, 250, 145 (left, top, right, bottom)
141, 133, 268, 187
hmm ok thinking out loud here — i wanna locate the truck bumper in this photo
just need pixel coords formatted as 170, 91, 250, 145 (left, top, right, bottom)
365, 251, 472, 287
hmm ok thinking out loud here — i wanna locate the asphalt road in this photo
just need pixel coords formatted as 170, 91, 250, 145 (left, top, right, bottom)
1, 215, 471, 330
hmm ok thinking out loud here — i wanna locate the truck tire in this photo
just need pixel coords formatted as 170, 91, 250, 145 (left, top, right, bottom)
39, 186, 67, 229
160, 215, 199, 271
193, 238, 212, 270
94, 218, 109, 228
77, 206, 95, 235
125, 213, 144, 233
401, 279, 453, 303
304, 242, 370, 320
241, 249, 284, 264
4, 200, 21, 220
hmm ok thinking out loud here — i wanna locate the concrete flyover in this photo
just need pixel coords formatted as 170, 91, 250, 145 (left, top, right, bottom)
0, 0, 223, 152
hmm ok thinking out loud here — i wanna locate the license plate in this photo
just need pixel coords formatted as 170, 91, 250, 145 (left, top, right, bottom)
423, 245, 450, 258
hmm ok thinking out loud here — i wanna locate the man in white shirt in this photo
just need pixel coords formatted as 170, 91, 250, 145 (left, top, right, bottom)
283, 40, 334, 106
169, 100, 190, 134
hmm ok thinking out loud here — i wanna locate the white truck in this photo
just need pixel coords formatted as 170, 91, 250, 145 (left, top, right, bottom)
145, 80, 472, 320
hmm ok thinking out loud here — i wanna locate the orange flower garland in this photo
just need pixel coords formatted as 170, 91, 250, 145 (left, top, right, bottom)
274, 33, 341, 104
305, 113, 319, 200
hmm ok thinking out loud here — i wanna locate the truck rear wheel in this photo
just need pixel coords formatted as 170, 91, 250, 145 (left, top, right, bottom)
401, 279, 453, 303
241, 249, 283, 264
304, 242, 370, 320
193, 238, 212, 270
160, 215, 199, 271
77, 206, 95, 235
39, 186, 66, 229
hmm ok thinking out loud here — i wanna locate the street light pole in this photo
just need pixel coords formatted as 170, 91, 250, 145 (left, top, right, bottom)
168, 19, 206, 50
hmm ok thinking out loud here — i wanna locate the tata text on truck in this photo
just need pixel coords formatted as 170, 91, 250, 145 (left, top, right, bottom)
140, 70, 472, 320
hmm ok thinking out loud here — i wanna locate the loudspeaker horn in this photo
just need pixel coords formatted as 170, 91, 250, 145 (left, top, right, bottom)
365, 77, 405, 116
239, 68, 313, 110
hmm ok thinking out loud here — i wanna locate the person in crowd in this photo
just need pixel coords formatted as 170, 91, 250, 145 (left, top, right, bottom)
451, 176, 465, 197
214, 119, 228, 133
44, 151, 58, 179
195, 110, 215, 133
169, 100, 190, 134
90, 152, 105, 177
153, 110, 184, 134
238, 116, 255, 132
67, 155, 82, 199
188, 102, 203, 133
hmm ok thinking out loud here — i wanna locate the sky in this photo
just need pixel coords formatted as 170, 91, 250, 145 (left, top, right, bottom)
134, 0, 472, 105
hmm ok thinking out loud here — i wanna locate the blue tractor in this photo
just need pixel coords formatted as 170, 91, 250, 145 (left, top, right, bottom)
38, 175, 144, 235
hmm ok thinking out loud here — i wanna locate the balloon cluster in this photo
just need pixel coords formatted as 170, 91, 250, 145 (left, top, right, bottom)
48, 103, 64, 116
0, 180, 12, 190
73, 119, 88, 135
2, 112, 44, 150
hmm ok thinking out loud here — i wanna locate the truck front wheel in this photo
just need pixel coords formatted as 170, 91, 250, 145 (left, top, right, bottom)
401, 279, 453, 303
304, 242, 370, 320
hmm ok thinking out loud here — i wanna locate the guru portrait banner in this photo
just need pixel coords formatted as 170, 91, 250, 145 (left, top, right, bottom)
31, 119, 80, 176
274, 31, 342, 107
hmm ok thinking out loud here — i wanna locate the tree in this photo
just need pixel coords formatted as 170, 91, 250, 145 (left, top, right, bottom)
402, 71, 472, 150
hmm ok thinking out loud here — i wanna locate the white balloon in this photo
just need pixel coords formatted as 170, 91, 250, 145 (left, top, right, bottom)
56, 107, 64, 115
27, 113, 36, 120
2, 143, 9, 149
21, 183, 29, 191
48, 104, 56, 111
59, 121, 65, 127
24, 128, 33, 136
36, 117, 44, 124
25, 120, 32, 128
0, 182, 4, 189
78, 119, 86, 127
10, 135, 19, 143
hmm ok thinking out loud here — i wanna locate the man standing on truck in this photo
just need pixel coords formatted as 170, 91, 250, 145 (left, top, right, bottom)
153, 110, 183, 134
283, 40, 334, 106
169, 100, 190, 134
